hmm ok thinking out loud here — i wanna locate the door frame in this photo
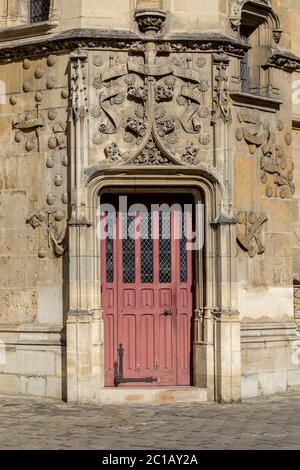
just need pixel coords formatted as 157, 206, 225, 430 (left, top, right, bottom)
66, 169, 241, 404
100, 191, 198, 387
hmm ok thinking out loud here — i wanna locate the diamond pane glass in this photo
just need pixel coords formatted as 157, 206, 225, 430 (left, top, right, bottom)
105, 212, 114, 283
30, 0, 50, 23
122, 213, 136, 283
180, 212, 188, 283
159, 211, 171, 283
141, 212, 153, 283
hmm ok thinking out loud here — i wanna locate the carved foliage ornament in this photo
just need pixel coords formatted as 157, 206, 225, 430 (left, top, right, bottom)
236, 211, 268, 258
90, 50, 212, 167
0, 33, 252, 64
134, 8, 167, 34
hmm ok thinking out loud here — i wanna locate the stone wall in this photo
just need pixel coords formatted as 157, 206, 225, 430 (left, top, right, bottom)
0, 53, 68, 398
0, 0, 300, 402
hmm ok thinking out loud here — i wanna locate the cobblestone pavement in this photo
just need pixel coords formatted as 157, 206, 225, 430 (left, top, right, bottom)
0, 390, 300, 450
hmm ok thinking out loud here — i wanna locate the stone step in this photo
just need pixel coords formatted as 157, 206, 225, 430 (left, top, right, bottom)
99, 387, 208, 405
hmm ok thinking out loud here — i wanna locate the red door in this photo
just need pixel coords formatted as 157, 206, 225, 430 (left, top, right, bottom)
101, 195, 194, 387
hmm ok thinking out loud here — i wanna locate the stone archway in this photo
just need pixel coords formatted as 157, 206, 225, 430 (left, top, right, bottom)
66, 169, 241, 404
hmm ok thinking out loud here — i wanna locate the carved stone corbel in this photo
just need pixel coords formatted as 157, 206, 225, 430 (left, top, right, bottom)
134, 8, 167, 34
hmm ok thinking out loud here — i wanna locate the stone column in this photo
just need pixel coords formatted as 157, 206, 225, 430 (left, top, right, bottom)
66, 50, 103, 403
211, 53, 241, 402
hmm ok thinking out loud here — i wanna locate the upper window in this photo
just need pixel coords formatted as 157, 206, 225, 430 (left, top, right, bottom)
239, 25, 252, 93
238, 1, 281, 98
30, 0, 50, 23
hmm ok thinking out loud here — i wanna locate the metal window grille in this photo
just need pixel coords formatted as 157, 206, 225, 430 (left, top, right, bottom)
180, 212, 188, 283
122, 214, 136, 284
30, 0, 50, 23
240, 26, 250, 93
240, 52, 249, 93
159, 212, 171, 283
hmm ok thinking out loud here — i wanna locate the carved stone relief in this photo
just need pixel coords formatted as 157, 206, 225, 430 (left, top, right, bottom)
27, 208, 67, 257
235, 211, 268, 258
16, 53, 69, 257
13, 107, 45, 153
236, 109, 295, 199
90, 49, 212, 167
211, 55, 232, 125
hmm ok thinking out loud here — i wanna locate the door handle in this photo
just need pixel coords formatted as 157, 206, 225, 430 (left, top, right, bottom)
164, 308, 173, 316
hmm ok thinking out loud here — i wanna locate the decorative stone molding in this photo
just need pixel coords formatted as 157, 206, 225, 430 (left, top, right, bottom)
267, 52, 300, 73
235, 211, 268, 258
230, 91, 282, 113
0, 31, 249, 64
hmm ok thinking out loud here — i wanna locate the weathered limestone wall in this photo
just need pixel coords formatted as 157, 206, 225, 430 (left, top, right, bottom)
0, 0, 229, 33
0, 0, 300, 402
230, 1, 300, 398
0, 53, 69, 398
0, 1, 28, 27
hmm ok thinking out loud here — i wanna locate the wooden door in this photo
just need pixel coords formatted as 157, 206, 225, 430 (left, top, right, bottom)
101, 195, 194, 387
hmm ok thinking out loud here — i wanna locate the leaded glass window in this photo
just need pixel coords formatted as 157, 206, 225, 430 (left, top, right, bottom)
30, 0, 50, 23
122, 213, 136, 284
159, 211, 171, 283
141, 212, 153, 283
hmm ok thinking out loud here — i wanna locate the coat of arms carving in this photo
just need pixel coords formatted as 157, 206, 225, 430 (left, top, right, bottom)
89, 50, 212, 167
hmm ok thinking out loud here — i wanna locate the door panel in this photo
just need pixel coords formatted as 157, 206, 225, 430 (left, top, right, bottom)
102, 195, 194, 387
